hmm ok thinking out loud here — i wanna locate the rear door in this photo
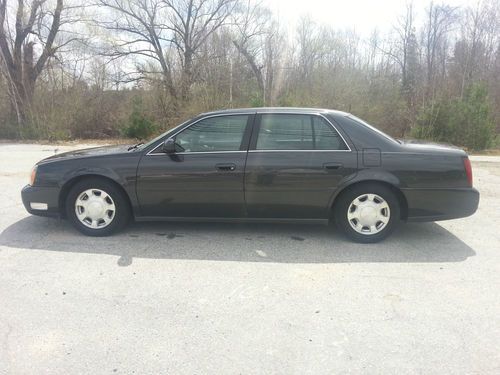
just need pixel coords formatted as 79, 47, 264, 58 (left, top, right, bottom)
136, 114, 254, 218
244, 113, 357, 219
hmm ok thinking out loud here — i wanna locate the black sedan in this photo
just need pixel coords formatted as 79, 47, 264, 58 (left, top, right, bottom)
21, 108, 479, 243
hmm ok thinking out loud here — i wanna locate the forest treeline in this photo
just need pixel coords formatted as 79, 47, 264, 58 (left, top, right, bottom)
0, 0, 499, 150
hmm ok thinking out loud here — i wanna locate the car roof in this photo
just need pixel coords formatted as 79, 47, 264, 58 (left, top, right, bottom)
200, 107, 350, 116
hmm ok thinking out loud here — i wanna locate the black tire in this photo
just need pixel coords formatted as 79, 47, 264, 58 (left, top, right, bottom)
65, 178, 131, 236
333, 183, 400, 243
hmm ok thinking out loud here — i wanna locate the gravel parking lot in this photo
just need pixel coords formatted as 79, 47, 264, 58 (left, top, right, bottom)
1, 143, 499, 374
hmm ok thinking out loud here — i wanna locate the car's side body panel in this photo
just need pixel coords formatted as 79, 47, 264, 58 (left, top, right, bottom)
244, 150, 358, 219
135, 113, 255, 218
328, 111, 478, 221
380, 153, 469, 189
402, 187, 479, 221
242, 111, 359, 219
136, 151, 248, 217
27, 150, 142, 216
21, 107, 480, 225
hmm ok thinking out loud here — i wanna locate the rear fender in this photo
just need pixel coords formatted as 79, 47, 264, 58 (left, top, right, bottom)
328, 169, 401, 207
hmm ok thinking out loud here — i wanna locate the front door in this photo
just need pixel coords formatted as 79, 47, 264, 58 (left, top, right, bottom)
244, 113, 357, 219
136, 114, 253, 218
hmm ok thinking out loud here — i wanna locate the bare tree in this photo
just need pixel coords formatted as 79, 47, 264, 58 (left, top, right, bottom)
454, 0, 500, 97
397, 3, 418, 110
98, 0, 237, 111
295, 16, 324, 81
165, 0, 237, 100
0, 0, 67, 126
0, 0, 498, 146
422, 2, 457, 100
232, 1, 282, 105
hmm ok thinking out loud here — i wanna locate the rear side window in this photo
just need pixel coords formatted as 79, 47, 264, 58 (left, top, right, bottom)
175, 115, 248, 152
257, 114, 313, 150
256, 114, 348, 151
312, 116, 349, 150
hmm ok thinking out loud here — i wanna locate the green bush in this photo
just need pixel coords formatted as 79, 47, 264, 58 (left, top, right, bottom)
491, 134, 500, 149
122, 99, 158, 139
249, 92, 264, 107
0, 120, 21, 139
413, 83, 495, 150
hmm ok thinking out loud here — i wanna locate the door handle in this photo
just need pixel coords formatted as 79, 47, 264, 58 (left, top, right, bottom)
216, 163, 236, 171
323, 162, 343, 170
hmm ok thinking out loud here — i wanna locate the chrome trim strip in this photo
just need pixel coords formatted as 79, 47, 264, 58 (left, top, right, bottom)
148, 150, 247, 156
147, 111, 352, 155
248, 150, 350, 153
135, 216, 328, 225
147, 112, 255, 156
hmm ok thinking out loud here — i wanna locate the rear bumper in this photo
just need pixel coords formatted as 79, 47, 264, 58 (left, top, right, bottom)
21, 184, 60, 217
402, 187, 479, 222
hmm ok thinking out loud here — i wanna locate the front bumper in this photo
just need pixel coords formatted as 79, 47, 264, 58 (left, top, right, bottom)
403, 187, 480, 222
21, 184, 61, 217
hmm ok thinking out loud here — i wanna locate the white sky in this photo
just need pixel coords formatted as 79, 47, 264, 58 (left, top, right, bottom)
266, 0, 476, 36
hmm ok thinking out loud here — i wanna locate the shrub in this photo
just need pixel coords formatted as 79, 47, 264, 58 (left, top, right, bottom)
122, 99, 158, 139
413, 83, 495, 150
249, 92, 264, 107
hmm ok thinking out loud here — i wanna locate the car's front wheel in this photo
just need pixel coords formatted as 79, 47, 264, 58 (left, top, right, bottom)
65, 178, 131, 236
334, 183, 400, 243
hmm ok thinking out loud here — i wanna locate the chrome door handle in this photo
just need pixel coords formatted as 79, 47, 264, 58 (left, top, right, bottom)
216, 163, 236, 171
323, 163, 343, 170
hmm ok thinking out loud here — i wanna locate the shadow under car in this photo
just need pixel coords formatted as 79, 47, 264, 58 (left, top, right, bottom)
0, 216, 476, 266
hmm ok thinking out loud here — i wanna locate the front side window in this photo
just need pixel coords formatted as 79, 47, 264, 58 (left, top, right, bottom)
175, 115, 248, 152
256, 114, 348, 151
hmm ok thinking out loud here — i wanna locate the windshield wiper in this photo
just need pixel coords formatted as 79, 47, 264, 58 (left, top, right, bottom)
127, 142, 144, 151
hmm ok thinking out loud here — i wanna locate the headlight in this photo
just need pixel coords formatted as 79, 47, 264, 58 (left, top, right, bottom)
30, 166, 37, 186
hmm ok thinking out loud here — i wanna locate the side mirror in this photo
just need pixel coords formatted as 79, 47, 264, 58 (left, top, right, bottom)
162, 138, 176, 154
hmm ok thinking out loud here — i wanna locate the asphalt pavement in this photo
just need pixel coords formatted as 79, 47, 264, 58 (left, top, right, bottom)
0, 143, 499, 374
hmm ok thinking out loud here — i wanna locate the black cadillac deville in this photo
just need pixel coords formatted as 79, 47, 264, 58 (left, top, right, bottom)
22, 108, 479, 243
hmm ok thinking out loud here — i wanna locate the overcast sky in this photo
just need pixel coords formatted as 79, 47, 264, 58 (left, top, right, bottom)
266, 0, 476, 36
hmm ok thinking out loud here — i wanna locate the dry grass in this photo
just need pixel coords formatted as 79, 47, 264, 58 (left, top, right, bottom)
0, 138, 132, 146
470, 149, 500, 156
1, 138, 499, 155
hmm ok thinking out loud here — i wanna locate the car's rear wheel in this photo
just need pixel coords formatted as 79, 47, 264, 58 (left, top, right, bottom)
334, 183, 400, 243
65, 178, 130, 236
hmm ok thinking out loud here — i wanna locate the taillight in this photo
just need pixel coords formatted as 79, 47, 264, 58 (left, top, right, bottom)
463, 157, 473, 187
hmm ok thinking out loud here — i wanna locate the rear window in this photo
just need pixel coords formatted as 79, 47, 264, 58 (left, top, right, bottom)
347, 115, 399, 144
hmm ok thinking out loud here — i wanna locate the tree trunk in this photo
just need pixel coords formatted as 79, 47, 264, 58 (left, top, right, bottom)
232, 40, 265, 102
180, 49, 193, 102
0, 0, 63, 131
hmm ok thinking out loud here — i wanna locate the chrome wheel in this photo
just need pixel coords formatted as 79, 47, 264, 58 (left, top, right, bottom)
347, 193, 390, 235
74, 189, 116, 229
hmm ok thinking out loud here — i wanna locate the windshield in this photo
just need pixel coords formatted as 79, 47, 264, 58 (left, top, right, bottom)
134, 117, 194, 151
347, 114, 400, 144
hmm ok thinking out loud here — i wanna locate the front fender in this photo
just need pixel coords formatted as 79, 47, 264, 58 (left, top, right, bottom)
60, 167, 125, 188
58, 167, 140, 217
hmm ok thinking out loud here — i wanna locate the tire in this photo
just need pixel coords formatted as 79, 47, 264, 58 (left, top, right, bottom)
65, 178, 131, 236
334, 183, 400, 243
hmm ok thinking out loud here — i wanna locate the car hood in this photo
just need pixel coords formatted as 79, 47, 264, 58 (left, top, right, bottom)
38, 144, 132, 164
398, 140, 467, 156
